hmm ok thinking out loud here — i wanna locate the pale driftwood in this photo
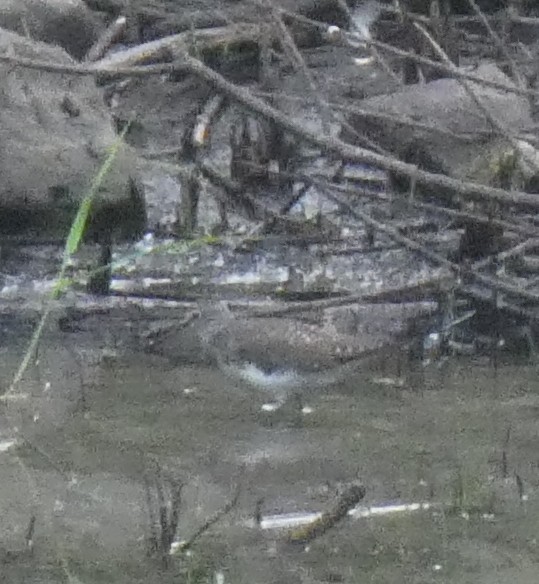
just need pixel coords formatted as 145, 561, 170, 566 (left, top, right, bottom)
84, 15, 127, 63
93, 23, 261, 70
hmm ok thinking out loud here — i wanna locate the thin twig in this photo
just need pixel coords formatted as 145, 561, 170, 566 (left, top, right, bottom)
281, 7, 537, 99
143, 472, 159, 552
465, 0, 524, 87
325, 191, 456, 270
176, 485, 241, 552
25, 515, 36, 552
472, 237, 539, 272
84, 16, 127, 63
413, 21, 510, 138
413, 19, 539, 175
265, 1, 333, 135
368, 37, 537, 99
177, 51, 539, 210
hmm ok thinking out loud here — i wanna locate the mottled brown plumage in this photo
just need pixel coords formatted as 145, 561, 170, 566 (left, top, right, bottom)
198, 302, 436, 404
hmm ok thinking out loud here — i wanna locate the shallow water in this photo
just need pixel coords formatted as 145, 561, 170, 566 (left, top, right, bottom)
0, 325, 538, 584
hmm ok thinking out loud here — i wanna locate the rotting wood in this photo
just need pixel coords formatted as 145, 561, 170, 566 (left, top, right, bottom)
285, 483, 366, 545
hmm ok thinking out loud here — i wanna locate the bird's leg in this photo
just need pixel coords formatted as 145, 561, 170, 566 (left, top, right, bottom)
288, 390, 304, 412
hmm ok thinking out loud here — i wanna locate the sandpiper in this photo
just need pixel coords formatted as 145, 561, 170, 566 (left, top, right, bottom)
196, 302, 436, 408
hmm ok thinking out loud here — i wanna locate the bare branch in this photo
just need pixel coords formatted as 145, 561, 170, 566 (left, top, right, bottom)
175, 485, 241, 552
465, 0, 524, 87
177, 51, 539, 210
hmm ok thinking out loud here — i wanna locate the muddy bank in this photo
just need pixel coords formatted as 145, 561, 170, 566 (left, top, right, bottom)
0, 325, 537, 583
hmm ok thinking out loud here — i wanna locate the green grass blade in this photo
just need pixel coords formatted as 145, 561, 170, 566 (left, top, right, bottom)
3, 124, 131, 398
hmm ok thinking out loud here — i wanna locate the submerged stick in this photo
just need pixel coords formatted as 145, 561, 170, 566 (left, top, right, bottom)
286, 483, 366, 545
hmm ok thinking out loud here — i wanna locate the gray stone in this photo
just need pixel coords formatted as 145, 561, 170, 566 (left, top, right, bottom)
0, 0, 101, 60
0, 28, 146, 240
343, 63, 532, 183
